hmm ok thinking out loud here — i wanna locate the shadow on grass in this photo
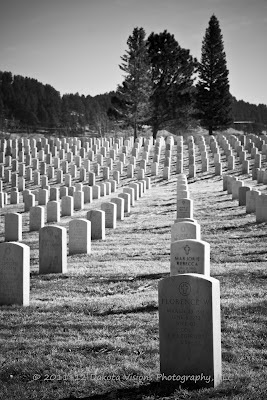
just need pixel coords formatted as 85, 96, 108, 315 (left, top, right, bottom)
132, 225, 171, 232
101, 272, 169, 284
215, 221, 260, 231
240, 233, 267, 239
152, 202, 176, 207
242, 250, 267, 256
216, 205, 241, 210
214, 197, 235, 202
92, 304, 158, 316
61, 380, 245, 400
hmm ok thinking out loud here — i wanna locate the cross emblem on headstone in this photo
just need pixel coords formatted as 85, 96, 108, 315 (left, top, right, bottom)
179, 282, 191, 296
184, 245, 191, 255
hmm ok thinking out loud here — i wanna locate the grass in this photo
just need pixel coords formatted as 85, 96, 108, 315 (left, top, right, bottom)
0, 132, 266, 399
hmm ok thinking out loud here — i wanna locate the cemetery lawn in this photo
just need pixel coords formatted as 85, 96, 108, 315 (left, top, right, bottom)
0, 145, 267, 400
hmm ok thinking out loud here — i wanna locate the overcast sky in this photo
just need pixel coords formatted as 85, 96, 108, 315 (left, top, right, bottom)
0, 0, 266, 105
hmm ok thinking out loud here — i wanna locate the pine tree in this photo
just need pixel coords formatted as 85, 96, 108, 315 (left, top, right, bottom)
196, 15, 233, 135
118, 27, 152, 140
147, 30, 197, 139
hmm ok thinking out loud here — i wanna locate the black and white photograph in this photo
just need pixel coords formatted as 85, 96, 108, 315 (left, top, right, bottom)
0, 1, 266, 399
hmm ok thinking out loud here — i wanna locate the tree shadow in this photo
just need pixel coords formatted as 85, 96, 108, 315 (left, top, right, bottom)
102, 272, 169, 284
60, 380, 244, 400
91, 303, 158, 316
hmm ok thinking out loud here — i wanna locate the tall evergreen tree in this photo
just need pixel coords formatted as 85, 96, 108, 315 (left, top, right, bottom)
147, 30, 197, 139
195, 15, 233, 135
118, 27, 152, 140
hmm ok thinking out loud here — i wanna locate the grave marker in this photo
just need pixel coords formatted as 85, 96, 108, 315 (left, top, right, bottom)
101, 202, 117, 228
69, 219, 91, 254
170, 239, 210, 276
0, 242, 30, 306
176, 199, 193, 221
171, 221, 201, 242
158, 274, 222, 388
5, 213, 22, 242
39, 226, 67, 274
86, 210, 105, 240
30, 206, 45, 231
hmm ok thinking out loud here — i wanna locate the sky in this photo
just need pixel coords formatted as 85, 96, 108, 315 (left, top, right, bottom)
0, 0, 266, 105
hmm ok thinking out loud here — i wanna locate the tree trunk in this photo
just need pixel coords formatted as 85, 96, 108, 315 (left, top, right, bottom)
208, 125, 213, 135
152, 124, 158, 141
133, 122, 137, 142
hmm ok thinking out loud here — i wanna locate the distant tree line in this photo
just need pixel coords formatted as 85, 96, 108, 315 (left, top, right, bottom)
231, 96, 267, 134
1, 15, 266, 137
0, 71, 116, 136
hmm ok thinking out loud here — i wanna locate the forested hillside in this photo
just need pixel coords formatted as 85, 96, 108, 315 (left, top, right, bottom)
0, 70, 266, 135
0, 71, 116, 136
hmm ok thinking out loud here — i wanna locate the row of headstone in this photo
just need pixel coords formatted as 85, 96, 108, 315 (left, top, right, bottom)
222, 174, 267, 222
0, 172, 152, 306
158, 171, 222, 388
0, 134, 165, 209
0, 135, 137, 203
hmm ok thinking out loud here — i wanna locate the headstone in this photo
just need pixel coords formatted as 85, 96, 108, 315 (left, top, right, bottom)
5, 213, 22, 242
118, 192, 131, 213
83, 186, 92, 203
246, 190, 261, 214
110, 197, 124, 220
163, 166, 170, 180
79, 167, 86, 182
24, 194, 35, 212
92, 185, 100, 199
39, 226, 67, 274
105, 181, 111, 195
188, 164, 196, 178
69, 219, 91, 255
65, 174, 72, 187
214, 162, 222, 176
47, 201, 60, 223
10, 190, 19, 205
171, 221, 201, 242
88, 172, 96, 186
30, 206, 45, 231
129, 183, 139, 200
170, 239, 210, 276
127, 164, 134, 178
110, 179, 117, 192
228, 155, 235, 170
151, 162, 159, 176
103, 166, 110, 180
41, 176, 48, 188
0, 242, 30, 306
73, 191, 84, 210
101, 202, 117, 228
158, 274, 222, 388
232, 180, 244, 200
33, 171, 40, 185
113, 170, 120, 184
176, 199, 193, 221
18, 177, 25, 192
87, 210, 105, 240
256, 194, 267, 223
61, 196, 74, 217
68, 186, 75, 197
38, 189, 49, 206
60, 186, 68, 199
239, 186, 251, 206
177, 190, 189, 200
123, 187, 135, 206
50, 187, 59, 202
